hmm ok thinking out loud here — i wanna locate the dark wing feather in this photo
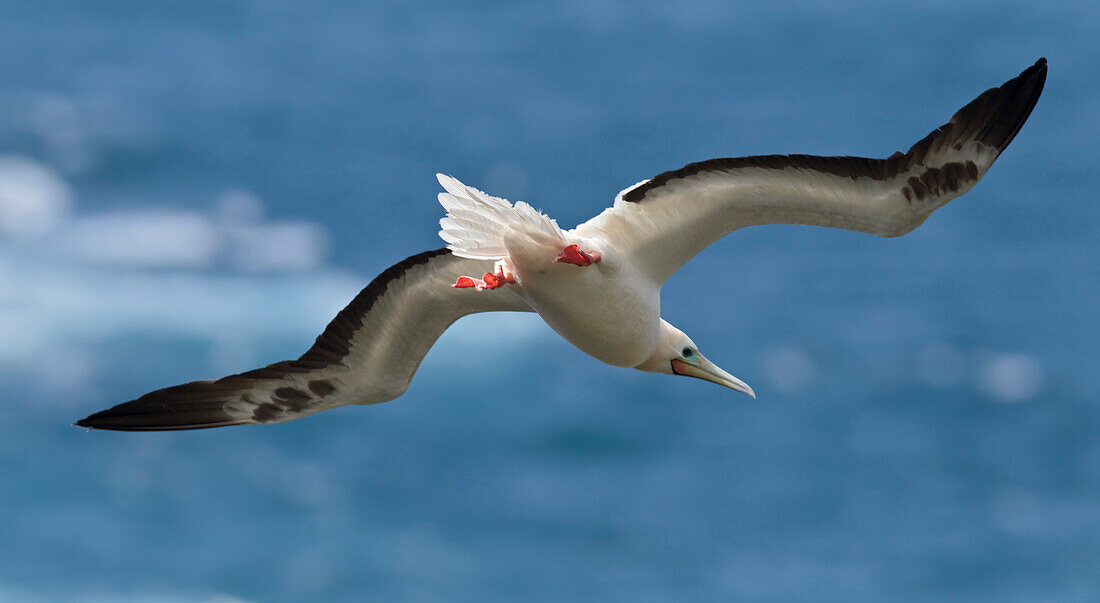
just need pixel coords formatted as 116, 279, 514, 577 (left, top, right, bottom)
76, 249, 531, 431
576, 59, 1047, 284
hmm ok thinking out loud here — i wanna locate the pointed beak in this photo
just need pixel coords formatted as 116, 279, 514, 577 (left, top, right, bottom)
672, 356, 756, 398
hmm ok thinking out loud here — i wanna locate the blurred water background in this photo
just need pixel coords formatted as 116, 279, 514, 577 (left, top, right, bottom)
0, 1, 1097, 601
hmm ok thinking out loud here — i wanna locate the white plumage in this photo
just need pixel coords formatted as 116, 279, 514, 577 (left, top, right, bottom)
76, 59, 1046, 431
437, 174, 564, 260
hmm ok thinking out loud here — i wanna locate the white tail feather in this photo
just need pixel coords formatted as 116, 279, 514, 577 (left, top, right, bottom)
436, 174, 564, 260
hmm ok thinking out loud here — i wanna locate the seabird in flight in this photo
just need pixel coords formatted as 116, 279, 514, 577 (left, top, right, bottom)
76, 59, 1047, 430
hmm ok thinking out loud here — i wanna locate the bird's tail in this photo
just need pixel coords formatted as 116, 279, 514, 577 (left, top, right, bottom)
436, 174, 564, 260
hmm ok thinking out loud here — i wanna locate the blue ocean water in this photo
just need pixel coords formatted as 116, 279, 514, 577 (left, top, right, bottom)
1, 1, 1097, 601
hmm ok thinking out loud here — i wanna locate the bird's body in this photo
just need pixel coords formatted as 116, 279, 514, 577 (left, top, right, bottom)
77, 59, 1047, 431
507, 233, 659, 368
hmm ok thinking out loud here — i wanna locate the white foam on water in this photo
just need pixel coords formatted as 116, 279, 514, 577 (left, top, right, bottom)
975, 352, 1045, 403
0, 156, 73, 238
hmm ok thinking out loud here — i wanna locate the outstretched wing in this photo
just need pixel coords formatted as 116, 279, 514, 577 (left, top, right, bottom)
574, 59, 1047, 284
76, 249, 532, 431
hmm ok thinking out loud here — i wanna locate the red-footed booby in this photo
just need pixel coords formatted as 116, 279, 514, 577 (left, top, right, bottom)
77, 59, 1046, 431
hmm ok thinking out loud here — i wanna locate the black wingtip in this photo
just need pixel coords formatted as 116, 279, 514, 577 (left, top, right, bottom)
74, 408, 243, 432
74, 410, 246, 431
898, 58, 1047, 171
1014, 57, 1046, 82
74, 382, 249, 431
981, 57, 1048, 154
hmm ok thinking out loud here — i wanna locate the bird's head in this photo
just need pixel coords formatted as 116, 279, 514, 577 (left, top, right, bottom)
635, 320, 755, 398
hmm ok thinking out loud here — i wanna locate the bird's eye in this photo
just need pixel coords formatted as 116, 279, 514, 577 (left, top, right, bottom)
682, 347, 694, 357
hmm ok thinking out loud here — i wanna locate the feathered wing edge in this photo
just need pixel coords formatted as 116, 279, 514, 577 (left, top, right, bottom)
436, 174, 564, 259
75, 249, 531, 431
577, 59, 1046, 283
619, 58, 1047, 204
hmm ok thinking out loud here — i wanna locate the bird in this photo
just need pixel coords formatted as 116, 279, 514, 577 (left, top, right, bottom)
76, 59, 1047, 431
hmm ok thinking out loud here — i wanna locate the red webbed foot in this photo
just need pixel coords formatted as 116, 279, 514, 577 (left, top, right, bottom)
453, 276, 479, 289
452, 267, 516, 290
480, 269, 515, 289
553, 244, 601, 266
